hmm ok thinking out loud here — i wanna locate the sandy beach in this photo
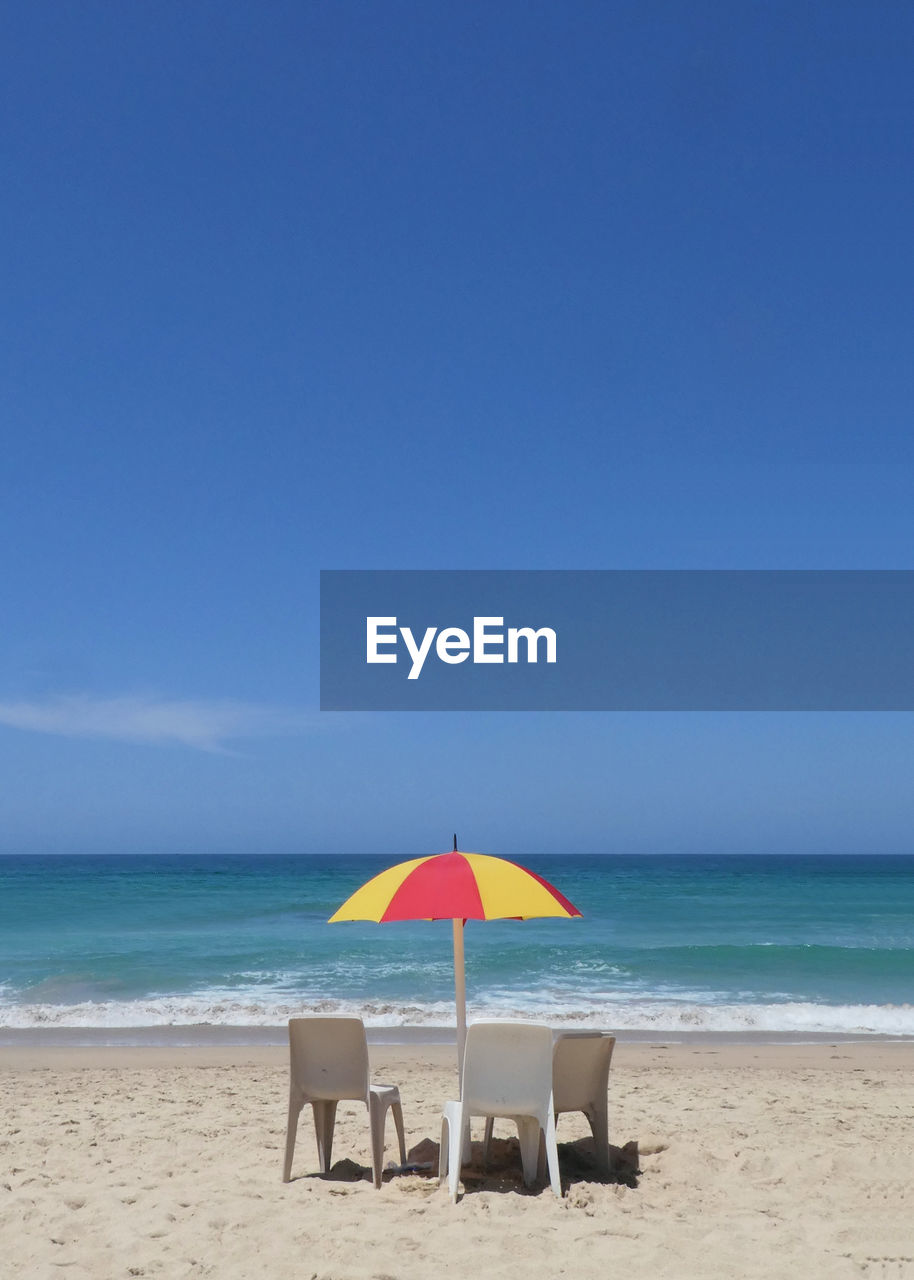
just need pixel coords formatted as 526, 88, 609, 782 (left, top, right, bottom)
2, 1038, 912, 1280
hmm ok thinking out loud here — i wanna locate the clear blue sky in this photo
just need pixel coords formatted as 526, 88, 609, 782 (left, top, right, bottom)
2, 2, 913, 855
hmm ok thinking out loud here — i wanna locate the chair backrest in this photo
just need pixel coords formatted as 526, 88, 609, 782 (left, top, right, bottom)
288, 1016, 370, 1103
551, 1031, 615, 1113
462, 1021, 554, 1116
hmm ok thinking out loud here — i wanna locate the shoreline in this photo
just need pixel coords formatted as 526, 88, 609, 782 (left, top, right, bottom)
2, 1022, 914, 1050
2, 1026, 914, 1075
3, 1035, 913, 1075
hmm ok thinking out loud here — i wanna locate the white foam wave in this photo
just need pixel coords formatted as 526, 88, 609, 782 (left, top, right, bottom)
2, 995, 914, 1035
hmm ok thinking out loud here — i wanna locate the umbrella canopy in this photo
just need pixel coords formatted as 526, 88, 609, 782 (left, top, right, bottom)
329, 839, 581, 1078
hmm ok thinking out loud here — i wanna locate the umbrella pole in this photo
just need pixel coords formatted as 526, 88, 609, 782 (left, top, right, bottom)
452, 917, 467, 1088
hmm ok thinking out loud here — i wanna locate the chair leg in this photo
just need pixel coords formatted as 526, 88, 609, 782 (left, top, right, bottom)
586, 1100, 610, 1176
439, 1103, 465, 1202
516, 1116, 541, 1186
282, 1094, 302, 1182
312, 1100, 338, 1174
368, 1093, 389, 1189
482, 1116, 494, 1167
537, 1125, 548, 1181
438, 1113, 450, 1187
543, 1109, 563, 1198
391, 1099, 407, 1166
451, 1108, 467, 1202
461, 1115, 472, 1168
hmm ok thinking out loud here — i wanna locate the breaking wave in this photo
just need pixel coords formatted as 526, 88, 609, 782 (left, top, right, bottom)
2, 993, 913, 1036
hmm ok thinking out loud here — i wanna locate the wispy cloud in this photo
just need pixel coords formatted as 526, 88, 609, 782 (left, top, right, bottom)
0, 694, 312, 753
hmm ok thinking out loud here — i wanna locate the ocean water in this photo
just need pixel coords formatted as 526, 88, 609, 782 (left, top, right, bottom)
1, 854, 913, 1037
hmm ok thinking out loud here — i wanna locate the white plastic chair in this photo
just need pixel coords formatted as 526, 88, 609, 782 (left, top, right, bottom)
282, 1016, 407, 1189
438, 1021, 562, 1201
483, 1030, 615, 1175
551, 1031, 615, 1174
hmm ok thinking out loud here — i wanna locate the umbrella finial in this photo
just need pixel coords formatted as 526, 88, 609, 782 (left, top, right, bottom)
453, 833, 458, 851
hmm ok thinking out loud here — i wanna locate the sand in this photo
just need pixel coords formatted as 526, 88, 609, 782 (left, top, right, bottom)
2, 1040, 913, 1280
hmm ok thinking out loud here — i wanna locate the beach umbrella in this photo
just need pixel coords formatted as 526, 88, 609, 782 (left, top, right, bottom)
329, 837, 582, 1080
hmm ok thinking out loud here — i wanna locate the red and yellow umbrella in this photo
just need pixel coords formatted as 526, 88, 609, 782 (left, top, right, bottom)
329, 838, 581, 1076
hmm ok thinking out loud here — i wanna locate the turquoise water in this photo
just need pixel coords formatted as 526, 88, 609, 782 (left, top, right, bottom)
1, 854, 913, 1034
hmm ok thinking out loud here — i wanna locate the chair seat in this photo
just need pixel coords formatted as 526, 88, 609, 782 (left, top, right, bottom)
369, 1083, 401, 1105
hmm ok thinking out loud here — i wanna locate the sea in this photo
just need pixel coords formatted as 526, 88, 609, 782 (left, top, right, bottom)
1, 853, 913, 1041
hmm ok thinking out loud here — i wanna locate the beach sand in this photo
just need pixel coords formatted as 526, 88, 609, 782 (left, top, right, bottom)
2, 1040, 912, 1279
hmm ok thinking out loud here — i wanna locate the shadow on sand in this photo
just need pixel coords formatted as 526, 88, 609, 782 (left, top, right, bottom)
304, 1135, 641, 1194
